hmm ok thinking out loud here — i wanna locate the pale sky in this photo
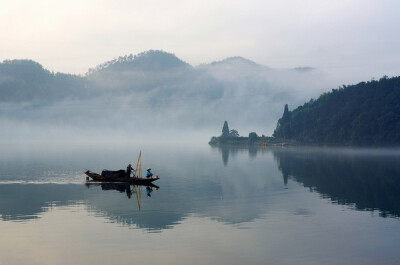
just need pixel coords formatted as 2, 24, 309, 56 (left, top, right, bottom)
1, 0, 400, 82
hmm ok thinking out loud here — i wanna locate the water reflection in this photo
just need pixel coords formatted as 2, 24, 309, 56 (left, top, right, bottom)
0, 176, 268, 231
2, 145, 400, 236
212, 145, 400, 218
272, 148, 400, 218
212, 146, 269, 166
0, 184, 84, 222
2, 145, 400, 265
0, 183, 176, 232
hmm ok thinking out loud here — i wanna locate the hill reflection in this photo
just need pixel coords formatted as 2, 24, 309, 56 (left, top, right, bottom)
213, 146, 400, 218
272, 148, 400, 218
212, 146, 269, 166
0, 184, 84, 221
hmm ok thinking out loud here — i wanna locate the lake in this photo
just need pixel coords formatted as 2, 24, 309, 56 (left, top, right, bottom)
1, 142, 400, 265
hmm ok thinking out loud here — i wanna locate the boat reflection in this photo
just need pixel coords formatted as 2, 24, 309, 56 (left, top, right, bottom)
85, 182, 160, 209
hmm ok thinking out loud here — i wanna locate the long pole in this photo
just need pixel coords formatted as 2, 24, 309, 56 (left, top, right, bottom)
134, 151, 142, 210
135, 151, 142, 179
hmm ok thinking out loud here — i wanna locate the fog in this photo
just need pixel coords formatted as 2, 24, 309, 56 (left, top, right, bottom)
0, 51, 358, 143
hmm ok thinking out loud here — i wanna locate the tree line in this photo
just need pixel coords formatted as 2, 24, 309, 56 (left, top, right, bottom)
209, 121, 272, 146
273, 76, 400, 146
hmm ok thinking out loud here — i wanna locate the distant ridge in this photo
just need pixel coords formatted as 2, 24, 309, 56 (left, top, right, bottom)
210, 56, 260, 66
86, 50, 191, 75
1, 52, 313, 76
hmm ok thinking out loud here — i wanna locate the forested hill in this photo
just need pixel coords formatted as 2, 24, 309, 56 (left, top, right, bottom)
273, 76, 400, 146
86, 50, 191, 74
0, 60, 86, 102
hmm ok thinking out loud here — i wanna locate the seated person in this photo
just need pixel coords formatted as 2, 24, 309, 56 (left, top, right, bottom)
146, 186, 153, 197
146, 168, 153, 179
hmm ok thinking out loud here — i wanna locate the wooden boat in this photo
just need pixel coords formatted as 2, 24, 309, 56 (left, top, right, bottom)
85, 170, 159, 184
84, 151, 159, 184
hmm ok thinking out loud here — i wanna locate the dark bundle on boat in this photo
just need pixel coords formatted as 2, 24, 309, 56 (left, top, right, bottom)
101, 170, 126, 179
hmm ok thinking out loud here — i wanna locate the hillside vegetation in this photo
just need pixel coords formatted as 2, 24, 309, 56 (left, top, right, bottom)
273, 76, 400, 146
0, 60, 86, 102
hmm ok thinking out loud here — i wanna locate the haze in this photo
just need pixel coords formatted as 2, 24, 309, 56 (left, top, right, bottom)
1, 0, 400, 143
1, 0, 399, 81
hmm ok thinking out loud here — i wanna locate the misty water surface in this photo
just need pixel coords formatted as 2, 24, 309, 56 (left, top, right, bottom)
0, 143, 400, 265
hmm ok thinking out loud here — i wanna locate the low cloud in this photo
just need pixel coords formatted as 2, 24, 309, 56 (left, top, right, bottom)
0, 51, 339, 142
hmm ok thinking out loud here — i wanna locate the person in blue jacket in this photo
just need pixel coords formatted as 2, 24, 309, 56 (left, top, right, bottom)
146, 168, 153, 179
146, 186, 153, 197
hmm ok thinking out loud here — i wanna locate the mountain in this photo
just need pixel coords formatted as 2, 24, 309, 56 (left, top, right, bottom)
210, 56, 262, 67
87, 50, 191, 74
0, 60, 86, 102
0, 50, 331, 140
273, 76, 400, 145
197, 56, 264, 76
86, 50, 223, 103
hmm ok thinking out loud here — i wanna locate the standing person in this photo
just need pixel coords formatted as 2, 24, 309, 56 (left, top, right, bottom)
126, 164, 133, 178
146, 168, 153, 179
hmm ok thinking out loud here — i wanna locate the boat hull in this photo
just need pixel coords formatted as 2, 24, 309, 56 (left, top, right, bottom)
85, 171, 159, 184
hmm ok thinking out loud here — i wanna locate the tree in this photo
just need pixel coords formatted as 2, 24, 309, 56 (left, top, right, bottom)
283, 104, 289, 117
248, 132, 258, 144
222, 121, 230, 136
273, 104, 292, 139
229, 129, 239, 137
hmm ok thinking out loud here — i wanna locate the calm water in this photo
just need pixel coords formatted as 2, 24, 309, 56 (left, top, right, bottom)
1, 143, 400, 265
